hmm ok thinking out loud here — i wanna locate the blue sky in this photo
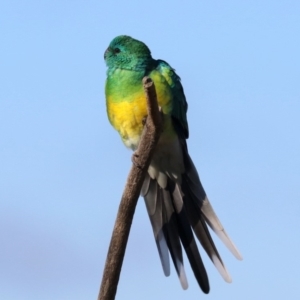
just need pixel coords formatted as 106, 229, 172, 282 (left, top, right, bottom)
1, 1, 300, 299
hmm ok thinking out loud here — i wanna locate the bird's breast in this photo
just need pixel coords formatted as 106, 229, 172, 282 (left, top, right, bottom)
106, 68, 174, 149
107, 94, 148, 149
105, 69, 148, 148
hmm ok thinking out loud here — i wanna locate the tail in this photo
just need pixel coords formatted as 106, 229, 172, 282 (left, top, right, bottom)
141, 145, 242, 293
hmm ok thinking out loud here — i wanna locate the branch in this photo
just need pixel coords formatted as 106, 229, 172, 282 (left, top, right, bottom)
98, 77, 162, 300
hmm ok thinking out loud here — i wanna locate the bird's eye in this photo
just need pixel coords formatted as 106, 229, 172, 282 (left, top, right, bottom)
114, 48, 121, 54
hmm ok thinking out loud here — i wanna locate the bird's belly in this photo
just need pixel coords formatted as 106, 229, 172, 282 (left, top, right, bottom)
107, 94, 148, 149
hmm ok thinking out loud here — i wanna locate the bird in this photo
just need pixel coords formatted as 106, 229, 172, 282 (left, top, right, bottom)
104, 35, 242, 294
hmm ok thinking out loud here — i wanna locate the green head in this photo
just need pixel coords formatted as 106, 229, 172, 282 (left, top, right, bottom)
104, 35, 153, 70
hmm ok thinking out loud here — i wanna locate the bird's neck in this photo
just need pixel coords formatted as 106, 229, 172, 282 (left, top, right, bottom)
106, 58, 156, 75
105, 68, 146, 103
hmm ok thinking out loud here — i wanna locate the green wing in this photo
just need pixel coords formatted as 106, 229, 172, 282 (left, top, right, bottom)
156, 60, 189, 139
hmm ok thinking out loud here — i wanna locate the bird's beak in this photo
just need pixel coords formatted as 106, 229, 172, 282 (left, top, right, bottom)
104, 47, 110, 60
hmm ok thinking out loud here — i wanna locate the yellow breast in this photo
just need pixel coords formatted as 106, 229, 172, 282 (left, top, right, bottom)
107, 92, 148, 149
106, 69, 173, 149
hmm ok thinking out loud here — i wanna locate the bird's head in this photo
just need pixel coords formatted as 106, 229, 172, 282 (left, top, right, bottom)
104, 35, 153, 70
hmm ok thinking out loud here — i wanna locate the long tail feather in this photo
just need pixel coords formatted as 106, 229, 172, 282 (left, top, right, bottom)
162, 189, 188, 289
142, 138, 241, 293
182, 144, 243, 261
201, 197, 243, 260
143, 178, 170, 276
170, 181, 210, 293
182, 176, 232, 282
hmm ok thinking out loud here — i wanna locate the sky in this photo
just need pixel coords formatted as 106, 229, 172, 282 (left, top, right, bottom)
1, 1, 300, 299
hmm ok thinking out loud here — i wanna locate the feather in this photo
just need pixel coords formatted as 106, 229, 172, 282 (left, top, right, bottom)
141, 173, 150, 197
182, 141, 243, 261
141, 136, 242, 293
201, 197, 243, 260
182, 176, 232, 282
171, 182, 210, 293
143, 174, 170, 276
162, 189, 188, 289
157, 171, 168, 189
143, 171, 210, 293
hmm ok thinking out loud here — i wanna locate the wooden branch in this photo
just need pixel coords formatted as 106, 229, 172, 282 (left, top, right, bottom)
98, 77, 162, 300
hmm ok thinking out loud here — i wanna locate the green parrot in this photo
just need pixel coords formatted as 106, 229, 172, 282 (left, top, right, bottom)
104, 35, 242, 294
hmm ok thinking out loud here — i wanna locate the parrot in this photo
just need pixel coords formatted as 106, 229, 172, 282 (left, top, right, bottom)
104, 35, 242, 294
